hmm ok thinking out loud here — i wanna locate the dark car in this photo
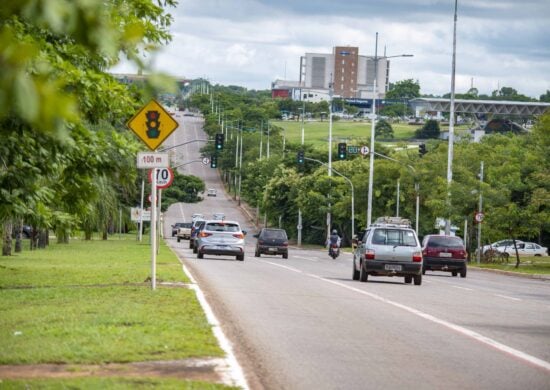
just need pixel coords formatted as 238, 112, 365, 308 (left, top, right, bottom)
422, 234, 467, 277
254, 228, 289, 258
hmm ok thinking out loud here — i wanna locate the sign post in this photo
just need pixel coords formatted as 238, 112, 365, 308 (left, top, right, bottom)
127, 100, 178, 290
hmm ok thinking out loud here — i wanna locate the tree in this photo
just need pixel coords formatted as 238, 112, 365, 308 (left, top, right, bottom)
375, 119, 394, 139
386, 79, 421, 99
415, 120, 440, 139
540, 90, 550, 102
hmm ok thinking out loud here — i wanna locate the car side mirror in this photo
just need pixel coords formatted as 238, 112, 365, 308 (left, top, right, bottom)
242, 230, 247, 236
253, 234, 259, 238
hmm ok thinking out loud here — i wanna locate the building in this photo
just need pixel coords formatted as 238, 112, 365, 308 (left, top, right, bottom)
298, 46, 390, 101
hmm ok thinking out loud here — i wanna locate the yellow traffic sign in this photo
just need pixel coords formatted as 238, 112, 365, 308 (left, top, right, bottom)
127, 99, 179, 150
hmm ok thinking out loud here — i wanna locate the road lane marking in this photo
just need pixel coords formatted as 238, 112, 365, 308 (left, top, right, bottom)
262, 261, 303, 273
294, 255, 319, 262
262, 262, 550, 373
452, 286, 474, 291
494, 294, 522, 302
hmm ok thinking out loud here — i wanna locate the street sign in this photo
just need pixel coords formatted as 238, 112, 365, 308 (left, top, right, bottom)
202, 157, 210, 165
347, 145, 359, 154
148, 167, 174, 189
360, 146, 370, 156
475, 212, 484, 223
137, 152, 169, 168
131, 208, 151, 222
127, 99, 179, 151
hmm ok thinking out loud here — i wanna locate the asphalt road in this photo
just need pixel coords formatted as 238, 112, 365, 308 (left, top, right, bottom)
163, 113, 550, 390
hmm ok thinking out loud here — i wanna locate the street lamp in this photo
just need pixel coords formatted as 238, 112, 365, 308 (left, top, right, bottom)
366, 32, 413, 227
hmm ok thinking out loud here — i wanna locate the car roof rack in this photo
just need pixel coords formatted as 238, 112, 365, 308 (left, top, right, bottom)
371, 216, 412, 228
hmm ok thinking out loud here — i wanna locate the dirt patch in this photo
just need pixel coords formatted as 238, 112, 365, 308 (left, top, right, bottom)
0, 358, 227, 382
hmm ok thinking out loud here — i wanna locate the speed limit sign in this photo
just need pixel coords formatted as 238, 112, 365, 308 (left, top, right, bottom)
475, 212, 484, 223
148, 167, 174, 189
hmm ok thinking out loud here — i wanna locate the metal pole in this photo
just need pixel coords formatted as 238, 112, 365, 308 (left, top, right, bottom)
415, 183, 420, 235
396, 179, 400, 217
139, 179, 145, 242
267, 121, 270, 158
301, 100, 305, 144
445, 0, 458, 235
327, 75, 333, 242
477, 161, 484, 264
238, 127, 243, 206
367, 32, 378, 227
150, 169, 157, 290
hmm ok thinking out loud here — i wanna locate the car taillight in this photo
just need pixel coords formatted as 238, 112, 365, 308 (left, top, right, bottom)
233, 233, 244, 239
412, 251, 422, 262
365, 249, 375, 260
199, 232, 212, 238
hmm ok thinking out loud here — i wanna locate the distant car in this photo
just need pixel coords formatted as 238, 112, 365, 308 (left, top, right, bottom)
176, 222, 193, 242
171, 222, 186, 237
422, 235, 467, 277
195, 220, 246, 261
352, 217, 423, 285
212, 212, 225, 220
500, 242, 548, 257
254, 228, 289, 258
192, 213, 204, 221
207, 188, 217, 197
481, 239, 524, 254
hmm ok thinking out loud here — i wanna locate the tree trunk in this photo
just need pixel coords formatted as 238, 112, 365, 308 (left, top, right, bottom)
2, 221, 13, 256
38, 230, 48, 248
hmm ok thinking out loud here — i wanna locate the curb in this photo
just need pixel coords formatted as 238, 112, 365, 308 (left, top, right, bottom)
469, 266, 550, 281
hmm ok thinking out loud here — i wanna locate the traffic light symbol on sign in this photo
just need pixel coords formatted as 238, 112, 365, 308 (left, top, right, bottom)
338, 143, 347, 160
419, 143, 427, 157
210, 155, 218, 168
297, 150, 305, 164
215, 133, 224, 150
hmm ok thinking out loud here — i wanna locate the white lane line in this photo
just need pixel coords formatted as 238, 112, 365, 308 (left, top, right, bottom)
452, 286, 474, 291
262, 261, 303, 273
494, 294, 522, 302
178, 203, 186, 220
294, 255, 319, 262
262, 262, 550, 373
173, 252, 249, 389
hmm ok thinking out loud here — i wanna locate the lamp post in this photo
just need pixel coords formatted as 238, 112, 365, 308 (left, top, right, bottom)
366, 32, 413, 227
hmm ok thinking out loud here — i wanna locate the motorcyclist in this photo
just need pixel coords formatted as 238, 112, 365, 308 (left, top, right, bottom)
327, 229, 341, 256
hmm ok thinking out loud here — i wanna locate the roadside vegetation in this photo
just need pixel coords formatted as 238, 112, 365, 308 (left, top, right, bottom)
189, 87, 550, 266
0, 235, 237, 388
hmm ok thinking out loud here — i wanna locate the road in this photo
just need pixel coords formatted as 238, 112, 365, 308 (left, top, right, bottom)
162, 113, 550, 390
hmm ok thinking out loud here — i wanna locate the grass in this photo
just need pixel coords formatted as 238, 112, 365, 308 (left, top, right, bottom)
0, 378, 238, 389
273, 119, 471, 149
471, 256, 550, 275
0, 235, 232, 388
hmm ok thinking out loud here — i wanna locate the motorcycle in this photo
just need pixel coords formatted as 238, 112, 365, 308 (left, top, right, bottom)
329, 244, 340, 259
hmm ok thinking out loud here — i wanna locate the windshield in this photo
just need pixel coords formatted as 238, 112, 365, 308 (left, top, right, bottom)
262, 230, 287, 239
427, 236, 463, 249
372, 228, 418, 246
206, 222, 240, 232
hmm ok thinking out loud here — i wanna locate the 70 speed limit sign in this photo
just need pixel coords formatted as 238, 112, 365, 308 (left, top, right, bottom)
148, 167, 174, 189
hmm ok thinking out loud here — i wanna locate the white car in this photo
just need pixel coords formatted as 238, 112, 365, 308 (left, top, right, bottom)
195, 220, 246, 261
501, 242, 548, 257
213, 212, 225, 220
481, 239, 524, 254
207, 188, 217, 197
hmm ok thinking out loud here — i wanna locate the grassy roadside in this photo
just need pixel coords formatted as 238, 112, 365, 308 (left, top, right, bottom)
0, 235, 234, 389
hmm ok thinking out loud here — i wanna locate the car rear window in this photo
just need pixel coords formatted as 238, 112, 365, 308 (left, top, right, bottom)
372, 228, 417, 246
206, 222, 240, 232
262, 230, 287, 239
182, 223, 192, 228
427, 236, 463, 248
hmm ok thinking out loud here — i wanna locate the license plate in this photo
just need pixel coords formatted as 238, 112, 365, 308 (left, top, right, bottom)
385, 264, 402, 271
215, 245, 229, 250
439, 252, 452, 257
269, 247, 278, 252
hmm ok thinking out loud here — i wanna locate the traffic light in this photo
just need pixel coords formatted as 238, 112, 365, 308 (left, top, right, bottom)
210, 155, 218, 168
297, 150, 305, 164
215, 133, 224, 150
337, 143, 347, 160
419, 143, 427, 157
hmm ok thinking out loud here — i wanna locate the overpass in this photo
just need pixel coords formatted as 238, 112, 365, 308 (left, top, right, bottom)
410, 98, 550, 117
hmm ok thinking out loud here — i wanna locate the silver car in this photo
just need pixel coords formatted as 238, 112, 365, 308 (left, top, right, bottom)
195, 220, 246, 261
352, 217, 423, 285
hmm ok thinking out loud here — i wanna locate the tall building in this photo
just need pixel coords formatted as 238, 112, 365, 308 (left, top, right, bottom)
298, 46, 390, 102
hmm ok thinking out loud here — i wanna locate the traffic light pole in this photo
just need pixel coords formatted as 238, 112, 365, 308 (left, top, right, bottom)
304, 157, 354, 240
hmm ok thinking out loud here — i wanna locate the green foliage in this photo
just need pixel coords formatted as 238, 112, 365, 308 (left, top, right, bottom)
375, 119, 394, 139
415, 119, 440, 139
162, 173, 205, 209
386, 79, 420, 99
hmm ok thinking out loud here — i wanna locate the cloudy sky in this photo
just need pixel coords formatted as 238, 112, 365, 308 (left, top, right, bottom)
114, 0, 550, 98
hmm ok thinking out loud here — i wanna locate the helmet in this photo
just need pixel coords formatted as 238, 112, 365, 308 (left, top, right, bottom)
332, 229, 337, 234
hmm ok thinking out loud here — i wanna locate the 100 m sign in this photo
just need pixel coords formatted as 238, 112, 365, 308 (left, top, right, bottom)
137, 152, 169, 168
